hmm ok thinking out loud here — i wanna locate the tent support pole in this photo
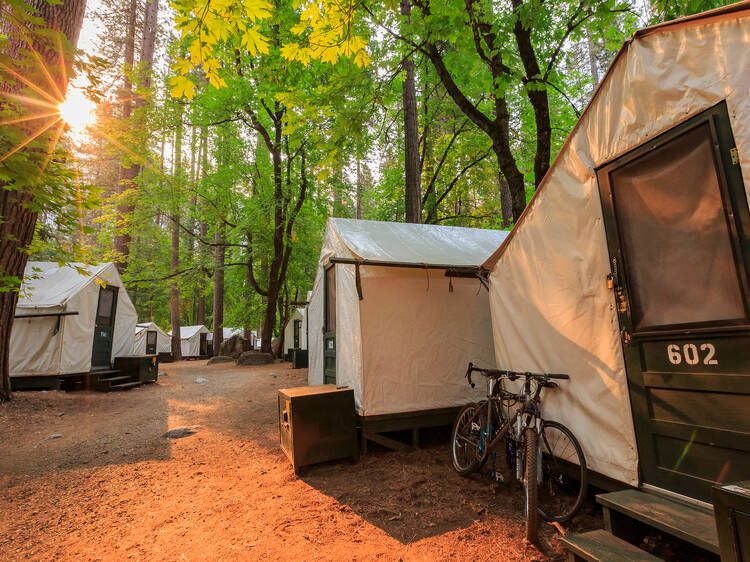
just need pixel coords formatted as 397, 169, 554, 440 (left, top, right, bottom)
328, 257, 479, 277
355, 262, 363, 300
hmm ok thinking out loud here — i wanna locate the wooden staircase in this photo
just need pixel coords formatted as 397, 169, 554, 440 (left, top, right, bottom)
92, 369, 141, 392
561, 489, 719, 561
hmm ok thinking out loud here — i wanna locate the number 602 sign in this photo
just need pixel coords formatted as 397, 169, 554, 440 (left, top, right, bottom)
666, 343, 718, 366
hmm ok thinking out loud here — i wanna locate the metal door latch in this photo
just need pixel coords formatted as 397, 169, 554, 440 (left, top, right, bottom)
730, 147, 739, 165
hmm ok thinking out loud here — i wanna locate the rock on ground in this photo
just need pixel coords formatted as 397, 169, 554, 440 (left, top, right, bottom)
236, 351, 273, 366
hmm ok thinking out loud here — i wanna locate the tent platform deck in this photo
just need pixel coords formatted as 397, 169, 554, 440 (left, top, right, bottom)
358, 406, 461, 454
11, 365, 156, 393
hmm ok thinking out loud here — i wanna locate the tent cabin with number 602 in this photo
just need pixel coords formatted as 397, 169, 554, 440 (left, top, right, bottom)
479, 3, 750, 555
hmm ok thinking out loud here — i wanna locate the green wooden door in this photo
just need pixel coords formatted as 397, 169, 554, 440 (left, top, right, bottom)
91, 286, 119, 370
324, 265, 336, 385
597, 102, 750, 503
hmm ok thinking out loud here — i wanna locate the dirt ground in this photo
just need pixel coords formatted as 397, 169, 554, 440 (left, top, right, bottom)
0, 361, 711, 561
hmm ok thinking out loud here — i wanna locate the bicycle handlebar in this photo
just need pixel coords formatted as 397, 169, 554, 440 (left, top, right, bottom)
464, 362, 569, 388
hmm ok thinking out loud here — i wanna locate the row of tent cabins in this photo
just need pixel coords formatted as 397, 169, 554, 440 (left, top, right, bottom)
306, 4, 750, 552
8, 261, 257, 388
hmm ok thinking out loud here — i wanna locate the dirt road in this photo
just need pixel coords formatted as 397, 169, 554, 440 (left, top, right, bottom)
0, 361, 591, 560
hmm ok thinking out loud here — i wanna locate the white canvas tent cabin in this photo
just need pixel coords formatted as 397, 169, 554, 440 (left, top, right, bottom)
308, 218, 506, 447
169, 325, 210, 358
10, 262, 137, 389
480, 3, 750, 545
283, 308, 307, 358
134, 322, 172, 359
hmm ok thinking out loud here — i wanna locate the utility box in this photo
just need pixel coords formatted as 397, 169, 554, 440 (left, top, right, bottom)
713, 481, 750, 562
113, 355, 158, 384
278, 385, 356, 474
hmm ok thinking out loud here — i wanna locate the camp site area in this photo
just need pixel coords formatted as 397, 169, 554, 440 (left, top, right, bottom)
4, 0, 750, 560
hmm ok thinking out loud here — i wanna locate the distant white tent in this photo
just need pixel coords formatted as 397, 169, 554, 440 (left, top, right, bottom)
134, 322, 171, 355
283, 308, 307, 356
10, 262, 137, 377
308, 218, 506, 416
169, 325, 210, 358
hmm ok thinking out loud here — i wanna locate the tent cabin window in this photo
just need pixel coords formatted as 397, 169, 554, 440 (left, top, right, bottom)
324, 265, 336, 385
597, 101, 750, 502
146, 330, 157, 355
293, 319, 301, 349
96, 286, 116, 327
91, 286, 119, 370
603, 117, 750, 333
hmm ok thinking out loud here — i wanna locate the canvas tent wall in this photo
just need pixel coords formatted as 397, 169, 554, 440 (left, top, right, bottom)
308, 218, 506, 416
283, 308, 307, 356
134, 322, 171, 355
481, 4, 750, 498
10, 262, 137, 377
170, 325, 210, 357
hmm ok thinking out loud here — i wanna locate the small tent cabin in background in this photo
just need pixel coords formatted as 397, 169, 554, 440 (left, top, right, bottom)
308, 218, 506, 449
10, 262, 137, 390
479, 3, 750, 555
283, 307, 307, 359
134, 322, 172, 361
169, 325, 210, 359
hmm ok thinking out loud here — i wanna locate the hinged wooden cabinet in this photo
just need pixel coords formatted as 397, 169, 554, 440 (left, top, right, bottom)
713, 481, 750, 561
278, 385, 356, 474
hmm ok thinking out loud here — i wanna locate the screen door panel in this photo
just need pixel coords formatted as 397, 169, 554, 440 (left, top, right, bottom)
610, 123, 746, 331
598, 102, 750, 502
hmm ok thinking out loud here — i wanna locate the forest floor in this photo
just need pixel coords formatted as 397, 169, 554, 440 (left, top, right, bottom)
0, 361, 711, 561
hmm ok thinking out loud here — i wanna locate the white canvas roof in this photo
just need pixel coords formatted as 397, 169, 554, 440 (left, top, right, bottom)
170, 325, 209, 339
308, 219, 499, 415
481, 5, 750, 487
11, 262, 137, 376
329, 217, 508, 266
18, 262, 121, 312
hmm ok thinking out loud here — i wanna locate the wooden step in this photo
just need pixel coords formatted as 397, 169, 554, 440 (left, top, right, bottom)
98, 375, 131, 384
108, 381, 142, 391
561, 529, 663, 562
596, 489, 719, 554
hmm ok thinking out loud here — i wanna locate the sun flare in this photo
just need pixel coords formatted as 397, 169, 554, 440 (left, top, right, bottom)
58, 87, 96, 133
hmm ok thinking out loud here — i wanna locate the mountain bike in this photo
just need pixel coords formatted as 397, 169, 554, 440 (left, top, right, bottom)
450, 363, 587, 543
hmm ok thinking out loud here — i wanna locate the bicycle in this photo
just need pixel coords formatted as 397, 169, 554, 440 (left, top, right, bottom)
450, 362, 587, 543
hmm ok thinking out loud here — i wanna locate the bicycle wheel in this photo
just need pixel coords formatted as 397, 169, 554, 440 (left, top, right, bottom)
450, 403, 487, 476
523, 425, 538, 543
538, 420, 587, 523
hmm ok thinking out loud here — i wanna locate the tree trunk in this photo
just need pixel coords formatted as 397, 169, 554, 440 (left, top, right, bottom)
170, 121, 183, 361
0, 0, 87, 402
113, 0, 138, 272
401, 0, 421, 224
355, 157, 363, 219
196, 131, 208, 325
212, 224, 225, 355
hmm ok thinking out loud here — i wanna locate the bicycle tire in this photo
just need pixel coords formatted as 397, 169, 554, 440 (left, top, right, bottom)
450, 403, 486, 476
537, 420, 587, 523
524, 425, 538, 543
